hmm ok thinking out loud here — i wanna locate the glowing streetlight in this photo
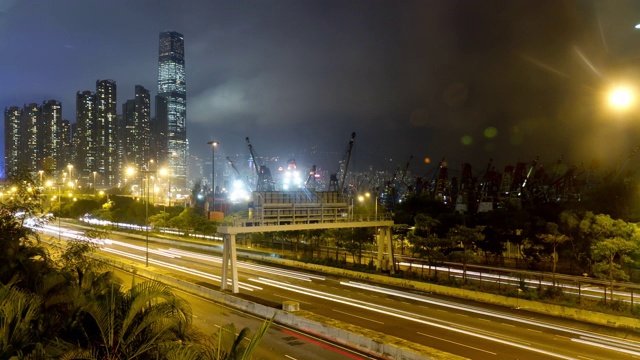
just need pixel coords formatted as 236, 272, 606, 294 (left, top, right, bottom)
608, 87, 634, 110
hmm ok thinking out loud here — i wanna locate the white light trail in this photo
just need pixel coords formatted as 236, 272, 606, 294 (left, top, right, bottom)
250, 277, 575, 359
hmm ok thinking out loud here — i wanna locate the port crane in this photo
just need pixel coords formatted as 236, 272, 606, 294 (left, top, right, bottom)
246, 137, 275, 191
329, 132, 356, 194
227, 157, 253, 192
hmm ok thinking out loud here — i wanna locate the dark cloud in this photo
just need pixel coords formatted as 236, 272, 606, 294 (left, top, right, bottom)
3, 0, 640, 178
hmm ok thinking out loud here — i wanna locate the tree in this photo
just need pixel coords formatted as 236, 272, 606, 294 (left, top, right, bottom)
537, 222, 570, 284
407, 232, 452, 278
392, 224, 411, 255
149, 211, 172, 228
447, 225, 484, 282
170, 208, 207, 234
0, 283, 44, 359
591, 236, 635, 302
67, 280, 197, 359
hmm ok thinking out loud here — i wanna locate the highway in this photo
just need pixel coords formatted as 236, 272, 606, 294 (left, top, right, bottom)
42, 221, 640, 360
113, 267, 377, 360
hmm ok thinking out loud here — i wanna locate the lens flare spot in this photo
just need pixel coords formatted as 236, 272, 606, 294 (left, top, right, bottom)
424, 157, 431, 164
461, 135, 473, 145
484, 127, 498, 138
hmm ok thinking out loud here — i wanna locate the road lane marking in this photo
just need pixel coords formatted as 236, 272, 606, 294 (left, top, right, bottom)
333, 309, 385, 324
417, 332, 497, 355
253, 278, 574, 359
282, 329, 365, 360
572, 337, 640, 357
285, 356, 297, 360
501, 323, 515, 327
527, 329, 542, 333
273, 293, 312, 305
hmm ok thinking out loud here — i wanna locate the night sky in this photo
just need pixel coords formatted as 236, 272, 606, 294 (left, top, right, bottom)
3, 0, 640, 179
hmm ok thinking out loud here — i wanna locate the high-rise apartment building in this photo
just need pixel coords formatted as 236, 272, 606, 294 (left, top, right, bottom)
20, 103, 40, 173
95, 80, 118, 187
59, 119, 72, 172
3, 101, 64, 179
157, 31, 188, 192
122, 85, 151, 170
3, 106, 21, 177
39, 100, 62, 173
75, 81, 118, 187
76, 90, 96, 185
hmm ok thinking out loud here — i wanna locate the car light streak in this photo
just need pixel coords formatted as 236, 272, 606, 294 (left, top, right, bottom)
397, 262, 632, 300
160, 248, 326, 282
102, 248, 262, 291
341, 281, 640, 356
108, 240, 182, 259
572, 337, 640, 356
250, 277, 575, 360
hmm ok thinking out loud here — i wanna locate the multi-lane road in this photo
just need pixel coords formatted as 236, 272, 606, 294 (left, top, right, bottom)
42, 221, 640, 360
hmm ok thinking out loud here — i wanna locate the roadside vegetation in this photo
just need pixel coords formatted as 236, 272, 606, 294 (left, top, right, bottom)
0, 170, 270, 359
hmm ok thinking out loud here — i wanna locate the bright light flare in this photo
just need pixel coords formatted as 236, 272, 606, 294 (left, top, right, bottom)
609, 87, 634, 109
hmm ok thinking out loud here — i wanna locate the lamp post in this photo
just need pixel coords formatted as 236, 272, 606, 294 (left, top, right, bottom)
92, 171, 97, 194
207, 141, 219, 212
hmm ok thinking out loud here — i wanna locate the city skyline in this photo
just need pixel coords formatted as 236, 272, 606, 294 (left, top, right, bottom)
3, 1, 640, 181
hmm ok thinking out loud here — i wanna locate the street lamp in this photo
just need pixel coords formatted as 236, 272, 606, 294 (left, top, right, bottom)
609, 87, 634, 110
207, 141, 219, 212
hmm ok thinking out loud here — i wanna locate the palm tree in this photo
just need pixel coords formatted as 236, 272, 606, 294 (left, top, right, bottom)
0, 283, 44, 359
66, 280, 196, 359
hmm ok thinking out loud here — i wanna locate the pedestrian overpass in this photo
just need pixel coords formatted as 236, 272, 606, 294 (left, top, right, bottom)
217, 215, 395, 293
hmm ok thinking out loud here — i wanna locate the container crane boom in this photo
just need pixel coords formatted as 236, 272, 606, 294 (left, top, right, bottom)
245, 137, 275, 191
227, 157, 253, 192
339, 132, 356, 193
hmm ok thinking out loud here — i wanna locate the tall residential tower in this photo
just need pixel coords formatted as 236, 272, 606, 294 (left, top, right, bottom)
157, 31, 188, 192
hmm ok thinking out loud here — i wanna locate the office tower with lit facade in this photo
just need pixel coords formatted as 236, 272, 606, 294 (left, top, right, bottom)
157, 31, 188, 192
122, 85, 151, 169
20, 103, 40, 173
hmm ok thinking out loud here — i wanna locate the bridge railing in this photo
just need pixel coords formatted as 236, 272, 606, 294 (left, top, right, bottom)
222, 212, 393, 228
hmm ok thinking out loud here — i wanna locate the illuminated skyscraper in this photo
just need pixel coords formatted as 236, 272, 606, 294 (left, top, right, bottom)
123, 85, 151, 169
157, 31, 188, 192
3, 106, 21, 177
39, 100, 62, 173
76, 90, 96, 185
95, 79, 118, 187
20, 103, 40, 173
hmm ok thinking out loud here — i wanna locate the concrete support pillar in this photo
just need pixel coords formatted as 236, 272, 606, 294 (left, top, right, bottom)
221, 235, 229, 291
376, 228, 383, 270
376, 227, 395, 274
230, 233, 239, 293
384, 226, 395, 274
220, 233, 240, 293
